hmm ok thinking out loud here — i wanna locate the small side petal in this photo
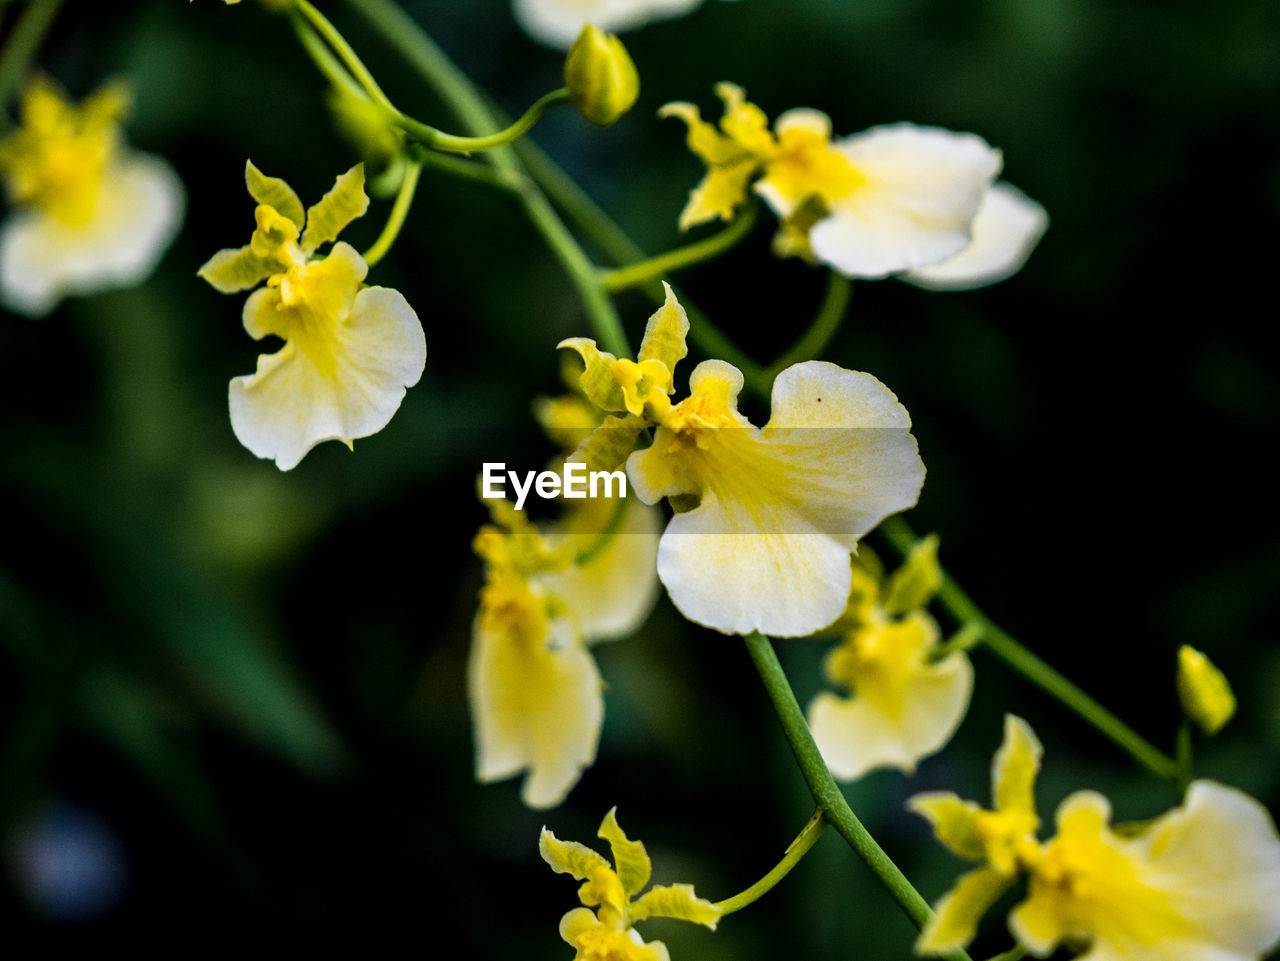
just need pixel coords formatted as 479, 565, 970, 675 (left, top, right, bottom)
917, 866, 1012, 955
908, 792, 987, 862
244, 159, 305, 228
541, 832, 611, 881
992, 714, 1043, 819
636, 281, 690, 376
301, 163, 369, 252
902, 182, 1048, 290
598, 807, 652, 897
631, 883, 722, 929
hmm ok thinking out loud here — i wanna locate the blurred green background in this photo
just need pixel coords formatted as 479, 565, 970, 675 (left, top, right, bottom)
2, 0, 1278, 953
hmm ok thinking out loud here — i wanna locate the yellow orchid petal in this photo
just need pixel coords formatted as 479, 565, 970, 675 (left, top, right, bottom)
902, 181, 1048, 290
992, 714, 1043, 820
676, 160, 759, 230
881, 532, 942, 616
809, 621, 972, 779
712, 82, 774, 157
300, 162, 369, 252
534, 394, 604, 451
468, 598, 603, 809
541, 831, 612, 881
571, 414, 648, 473
197, 243, 280, 294
916, 866, 1011, 955
558, 337, 628, 413
635, 281, 690, 376
244, 159, 305, 228
598, 808, 652, 898
908, 792, 987, 862
630, 883, 722, 929
627, 358, 924, 637
756, 109, 865, 220
807, 123, 1001, 279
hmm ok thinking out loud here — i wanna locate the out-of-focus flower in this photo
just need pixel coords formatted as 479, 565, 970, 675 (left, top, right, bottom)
562, 285, 924, 638
911, 716, 1280, 961
1176, 644, 1236, 736
564, 25, 640, 127
198, 162, 426, 470
542, 808, 721, 960
515, 0, 702, 50
808, 535, 972, 780
469, 400, 660, 807
0, 79, 184, 316
661, 83, 1046, 286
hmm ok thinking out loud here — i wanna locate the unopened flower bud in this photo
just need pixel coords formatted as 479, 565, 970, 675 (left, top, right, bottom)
564, 25, 639, 127
1177, 645, 1236, 736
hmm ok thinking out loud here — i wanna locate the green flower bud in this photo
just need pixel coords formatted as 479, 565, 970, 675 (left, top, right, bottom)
564, 25, 640, 127
1177, 645, 1236, 736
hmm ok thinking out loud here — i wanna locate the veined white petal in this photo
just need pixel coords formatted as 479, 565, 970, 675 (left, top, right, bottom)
514, 0, 703, 49
809, 654, 973, 779
468, 614, 603, 809
810, 123, 1000, 278
0, 152, 184, 316
228, 285, 426, 470
902, 182, 1048, 290
628, 361, 923, 637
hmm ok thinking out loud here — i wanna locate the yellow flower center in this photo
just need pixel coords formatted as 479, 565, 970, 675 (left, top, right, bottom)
0, 83, 128, 227
568, 925, 660, 961
826, 617, 931, 719
1023, 805, 1190, 946
613, 358, 674, 420
764, 126, 866, 209
478, 577, 548, 650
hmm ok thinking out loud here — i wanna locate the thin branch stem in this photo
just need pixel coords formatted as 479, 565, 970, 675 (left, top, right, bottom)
362, 158, 421, 267
714, 808, 825, 917
0, 0, 63, 127
742, 631, 972, 961
393, 89, 571, 155
879, 516, 1181, 784
764, 272, 852, 379
600, 202, 759, 293
291, 13, 367, 103
295, 0, 394, 110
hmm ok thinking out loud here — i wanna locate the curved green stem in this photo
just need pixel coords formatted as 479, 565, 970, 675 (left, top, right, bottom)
291, 13, 368, 103
764, 272, 852, 379
742, 631, 972, 961
715, 808, 825, 917
0, 0, 63, 126
600, 202, 759, 293
412, 146, 522, 192
879, 516, 1181, 784
295, 0, 394, 110
393, 89, 571, 155
986, 946, 1028, 961
332, 0, 629, 359
362, 158, 421, 267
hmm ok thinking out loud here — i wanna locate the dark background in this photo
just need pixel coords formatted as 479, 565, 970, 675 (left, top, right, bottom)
1, 0, 1277, 955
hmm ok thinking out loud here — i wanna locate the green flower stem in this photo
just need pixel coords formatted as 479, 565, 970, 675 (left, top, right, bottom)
295, 0, 395, 110
0, 0, 63, 125
511, 137, 771, 387
932, 621, 985, 662
412, 146, 522, 193
879, 516, 1181, 784
1175, 721, 1193, 791
291, 13, 368, 103
742, 631, 972, 961
714, 808, 826, 917
331, 0, 630, 359
362, 158, 421, 268
985, 946, 1029, 961
764, 272, 853, 380
392, 89, 572, 155
599, 202, 759, 293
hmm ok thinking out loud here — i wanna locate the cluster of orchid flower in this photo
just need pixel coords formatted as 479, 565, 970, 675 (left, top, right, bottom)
3, 0, 1277, 959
